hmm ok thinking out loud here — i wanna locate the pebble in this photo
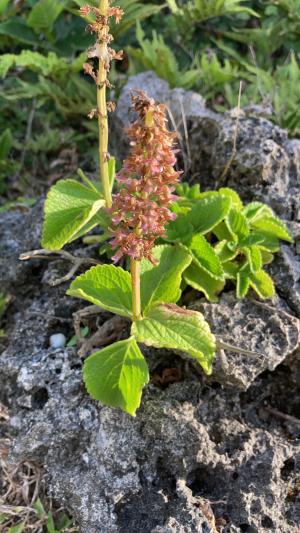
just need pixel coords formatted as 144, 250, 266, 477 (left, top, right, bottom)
49, 333, 67, 349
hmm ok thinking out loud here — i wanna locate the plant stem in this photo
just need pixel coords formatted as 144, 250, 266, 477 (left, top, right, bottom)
131, 259, 142, 321
97, 0, 112, 208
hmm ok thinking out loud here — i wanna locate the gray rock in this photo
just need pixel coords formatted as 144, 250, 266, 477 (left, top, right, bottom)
1, 74, 300, 533
192, 294, 300, 390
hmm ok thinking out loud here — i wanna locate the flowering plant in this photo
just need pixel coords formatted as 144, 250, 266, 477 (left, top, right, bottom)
67, 91, 216, 415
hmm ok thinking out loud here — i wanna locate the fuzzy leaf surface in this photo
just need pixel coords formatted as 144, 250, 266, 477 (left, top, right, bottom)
184, 262, 225, 302
42, 179, 105, 250
83, 337, 149, 416
188, 234, 225, 280
166, 194, 231, 241
132, 303, 215, 375
248, 270, 275, 299
67, 264, 132, 318
251, 216, 293, 243
226, 208, 250, 241
140, 245, 192, 314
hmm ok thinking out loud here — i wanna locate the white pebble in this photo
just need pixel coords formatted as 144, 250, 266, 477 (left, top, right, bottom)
50, 333, 66, 349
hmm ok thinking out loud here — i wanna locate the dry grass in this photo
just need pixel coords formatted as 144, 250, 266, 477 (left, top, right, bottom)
0, 403, 76, 533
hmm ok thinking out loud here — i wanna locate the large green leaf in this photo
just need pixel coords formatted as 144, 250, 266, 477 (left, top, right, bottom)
140, 245, 192, 314
132, 303, 215, 375
42, 179, 105, 250
188, 234, 225, 280
83, 337, 149, 416
67, 264, 132, 318
184, 262, 225, 302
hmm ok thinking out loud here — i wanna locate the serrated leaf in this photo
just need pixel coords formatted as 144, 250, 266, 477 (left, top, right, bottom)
236, 272, 250, 299
140, 245, 192, 314
131, 303, 215, 375
242, 201, 273, 221
226, 208, 250, 241
214, 240, 238, 262
188, 194, 232, 234
42, 179, 105, 250
83, 337, 149, 416
248, 270, 275, 299
188, 234, 224, 280
67, 264, 132, 318
243, 245, 262, 273
184, 263, 225, 302
261, 249, 274, 265
219, 187, 243, 210
222, 261, 240, 279
251, 216, 293, 243
166, 194, 231, 242
213, 220, 235, 241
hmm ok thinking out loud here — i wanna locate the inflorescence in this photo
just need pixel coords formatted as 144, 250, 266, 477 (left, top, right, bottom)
110, 91, 181, 263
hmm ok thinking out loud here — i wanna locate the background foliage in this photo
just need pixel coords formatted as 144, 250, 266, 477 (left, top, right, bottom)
1, 0, 300, 203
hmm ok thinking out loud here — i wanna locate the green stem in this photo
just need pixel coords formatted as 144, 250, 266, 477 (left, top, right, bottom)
131, 259, 142, 321
97, 0, 112, 208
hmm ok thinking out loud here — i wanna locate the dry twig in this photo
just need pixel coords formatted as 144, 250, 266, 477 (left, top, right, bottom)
19, 249, 100, 286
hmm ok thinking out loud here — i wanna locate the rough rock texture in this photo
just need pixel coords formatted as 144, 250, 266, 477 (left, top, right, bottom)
1, 73, 300, 532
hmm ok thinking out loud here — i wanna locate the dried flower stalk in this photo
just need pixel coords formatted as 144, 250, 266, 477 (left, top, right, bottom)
110, 91, 181, 319
80, 1, 124, 208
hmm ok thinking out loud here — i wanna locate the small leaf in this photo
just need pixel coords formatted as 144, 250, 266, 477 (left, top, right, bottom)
251, 216, 293, 243
226, 208, 250, 241
243, 245, 262, 273
261, 249, 274, 265
188, 234, 225, 280
248, 270, 275, 299
83, 337, 149, 416
183, 263, 225, 302
242, 202, 272, 221
236, 272, 250, 298
8, 524, 26, 533
214, 240, 238, 262
42, 179, 105, 250
132, 304, 215, 375
67, 264, 132, 318
140, 245, 192, 314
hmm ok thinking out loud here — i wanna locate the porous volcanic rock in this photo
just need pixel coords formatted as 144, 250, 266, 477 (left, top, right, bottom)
1, 73, 300, 532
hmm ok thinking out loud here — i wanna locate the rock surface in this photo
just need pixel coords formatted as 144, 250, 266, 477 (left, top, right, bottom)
1, 73, 300, 533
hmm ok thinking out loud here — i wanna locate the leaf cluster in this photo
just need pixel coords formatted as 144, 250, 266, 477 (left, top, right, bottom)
67, 245, 215, 415
165, 184, 293, 301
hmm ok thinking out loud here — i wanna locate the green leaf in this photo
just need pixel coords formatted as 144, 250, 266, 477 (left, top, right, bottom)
27, 0, 66, 35
140, 245, 192, 314
0, 128, 12, 160
0, 17, 41, 47
166, 194, 231, 241
42, 179, 105, 250
188, 234, 224, 280
0, 0, 9, 16
67, 264, 132, 318
83, 337, 149, 416
132, 303, 215, 375
248, 270, 275, 299
243, 245, 262, 273
226, 208, 250, 241
187, 194, 232, 234
242, 202, 273, 221
218, 187, 243, 210
184, 263, 225, 302
251, 216, 293, 243
236, 272, 250, 299
214, 240, 238, 262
